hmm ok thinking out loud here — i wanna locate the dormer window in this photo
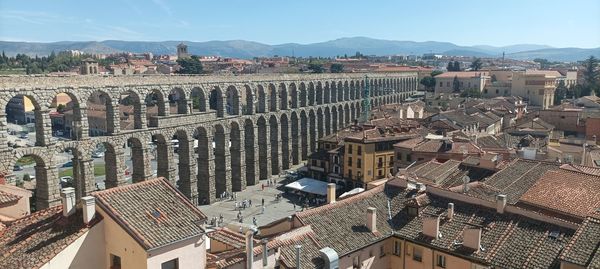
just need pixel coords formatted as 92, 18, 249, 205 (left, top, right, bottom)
407, 205, 419, 217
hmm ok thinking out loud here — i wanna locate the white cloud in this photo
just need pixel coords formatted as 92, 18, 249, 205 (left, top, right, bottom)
152, 0, 173, 16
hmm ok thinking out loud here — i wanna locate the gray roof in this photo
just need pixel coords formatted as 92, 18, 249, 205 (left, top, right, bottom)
93, 178, 207, 250
560, 217, 600, 268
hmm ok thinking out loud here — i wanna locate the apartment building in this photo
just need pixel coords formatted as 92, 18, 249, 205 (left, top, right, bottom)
434, 71, 490, 94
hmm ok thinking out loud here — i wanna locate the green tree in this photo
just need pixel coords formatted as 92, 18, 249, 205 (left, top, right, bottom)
23, 174, 31, 181
176, 55, 203, 74
453, 61, 461, 71
491, 74, 497, 82
420, 76, 436, 92
446, 61, 455, 71
582, 56, 599, 95
554, 80, 568, 105
308, 63, 324, 73
330, 63, 344, 73
57, 104, 66, 113
470, 58, 482, 71
431, 70, 443, 77
452, 75, 460, 92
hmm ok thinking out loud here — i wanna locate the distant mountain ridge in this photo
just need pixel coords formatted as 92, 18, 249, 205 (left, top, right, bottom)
1, 37, 598, 62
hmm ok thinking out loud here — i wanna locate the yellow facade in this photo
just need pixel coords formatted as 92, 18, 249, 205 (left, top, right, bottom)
97, 206, 148, 269
344, 141, 395, 184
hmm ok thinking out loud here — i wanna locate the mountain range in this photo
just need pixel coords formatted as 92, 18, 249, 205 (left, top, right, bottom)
1, 37, 598, 62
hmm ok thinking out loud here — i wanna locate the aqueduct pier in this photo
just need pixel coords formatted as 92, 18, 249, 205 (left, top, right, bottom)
0, 72, 418, 208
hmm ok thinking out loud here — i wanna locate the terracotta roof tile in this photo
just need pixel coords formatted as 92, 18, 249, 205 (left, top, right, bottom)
93, 177, 206, 250
0, 190, 21, 205
560, 216, 600, 267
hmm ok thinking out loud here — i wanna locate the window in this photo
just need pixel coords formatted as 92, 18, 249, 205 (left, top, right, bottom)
446, 82, 450, 87
407, 154, 412, 162
161, 258, 179, 269
348, 157, 353, 167
393, 241, 401, 256
378, 169, 383, 177
348, 170, 352, 178
380, 245, 386, 257
348, 144, 353, 154
357, 146, 362, 155
357, 158, 362, 168
495, 89, 499, 94
110, 254, 122, 269
439, 82, 443, 87
413, 246, 423, 262
436, 254, 446, 268
312, 160, 317, 166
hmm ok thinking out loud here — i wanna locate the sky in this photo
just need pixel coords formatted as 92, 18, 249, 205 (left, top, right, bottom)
0, 0, 599, 48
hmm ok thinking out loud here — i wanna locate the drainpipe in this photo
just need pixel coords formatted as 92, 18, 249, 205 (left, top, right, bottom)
295, 244, 302, 269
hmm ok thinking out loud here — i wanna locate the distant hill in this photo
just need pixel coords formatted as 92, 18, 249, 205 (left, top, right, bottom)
0, 37, 598, 62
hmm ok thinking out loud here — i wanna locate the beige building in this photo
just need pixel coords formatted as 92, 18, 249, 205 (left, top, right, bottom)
0, 178, 208, 269
434, 71, 490, 94
510, 70, 560, 109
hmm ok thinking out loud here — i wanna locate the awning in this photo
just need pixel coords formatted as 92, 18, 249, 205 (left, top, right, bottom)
285, 178, 337, 196
339, 188, 365, 199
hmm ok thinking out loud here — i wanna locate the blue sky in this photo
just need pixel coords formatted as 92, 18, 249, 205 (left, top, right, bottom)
0, 0, 599, 48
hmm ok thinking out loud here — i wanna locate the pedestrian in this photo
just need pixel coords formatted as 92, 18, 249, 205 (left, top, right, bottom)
253, 216, 257, 226
249, 199, 252, 207
261, 183, 265, 191
239, 226, 243, 233
293, 203, 296, 211
261, 205, 265, 214
234, 202, 238, 210
262, 198, 265, 206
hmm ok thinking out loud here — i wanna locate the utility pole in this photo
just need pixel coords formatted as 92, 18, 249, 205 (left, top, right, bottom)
361, 75, 371, 123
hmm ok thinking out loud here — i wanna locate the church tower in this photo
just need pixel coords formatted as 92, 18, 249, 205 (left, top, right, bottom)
177, 42, 190, 59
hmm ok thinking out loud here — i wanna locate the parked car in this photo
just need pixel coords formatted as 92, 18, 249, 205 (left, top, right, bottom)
92, 151, 104, 158
19, 133, 28, 139
62, 161, 73, 168
13, 165, 23, 171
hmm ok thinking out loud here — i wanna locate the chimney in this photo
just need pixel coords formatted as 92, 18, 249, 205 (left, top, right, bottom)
261, 239, 268, 267
463, 228, 482, 251
245, 226, 258, 269
496, 194, 507, 214
81, 196, 96, 225
319, 247, 339, 269
423, 216, 440, 238
447, 203, 454, 220
327, 183, 336, 204
366, 207, 377, 233
61, 187, 76, 217
295, 245, 302, 269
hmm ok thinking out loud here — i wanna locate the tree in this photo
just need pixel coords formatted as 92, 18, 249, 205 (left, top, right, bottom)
452, 75, 460, 92
431, 70, 443, 77
446, 61, 455, 71
330, 63, 344, 73
470, 58, 482, 71
491, 74, 497, 82
57, 104, 66, 113
554, 80, 568, 105
176, 55, 203, 74
308, 63, 324, 73
582, 56, 599, 95
23, 174, 31, 181
420, 76, 436, 92
453, 61, 461, 72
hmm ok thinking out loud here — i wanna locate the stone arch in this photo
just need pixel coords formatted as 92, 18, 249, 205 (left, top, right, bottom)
230, 120, 242, 191
329, 81, 336, 103
209, 86, 225, 117
169, 87, 188, 114
243, 119, 257, 186
195, 125, 213, 204
146, 88, 168, 127
126, 135, 148, 183
256, 116, 269, 180
289, 82, 298, 109
280, 113, 290, 170
243, 84, 254, 115
279, 83, 288, 110
4, 92, 51, 146
119, 89, 144, 130
86, 89, 116, 136
350, 103, 356, 122
299, 82, 307, 107
324, 106, 331, 136
344, 103, 350, 125
323, 81, 330, 104
317, 107, 324, 139
150, 132, 172, 181
268, 83, 278, 112
256, 84, 267, 113
47, 90, 84, 141
173, 128, 195, 198
308, 82, 316, 106
225, 85, 240, 115
190, 87, 207, 113
316, 81, 324, 105
213, 123, 228, 196
331, 105, 338, 133
269, 115, 280, 175
11, 149, 55, 210
291, 111, 300, 165
338, 81, 344, 102
308, 109, 317, 153
299, 110, 309, 160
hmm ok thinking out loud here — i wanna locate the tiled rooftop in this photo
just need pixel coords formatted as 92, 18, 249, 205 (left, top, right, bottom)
519, 170, 600, 218
93, 177, 207, 250
0, 190, 21, 205
560, 217, 600, 268
0, 206, 101, 269
292, 181, 576, 268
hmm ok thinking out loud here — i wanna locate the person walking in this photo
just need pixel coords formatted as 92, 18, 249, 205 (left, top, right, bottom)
261, 198, 265, 206
261, 205, 265, 214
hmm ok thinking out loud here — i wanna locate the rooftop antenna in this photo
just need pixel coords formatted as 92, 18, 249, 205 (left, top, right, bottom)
360, 75, 371, 123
